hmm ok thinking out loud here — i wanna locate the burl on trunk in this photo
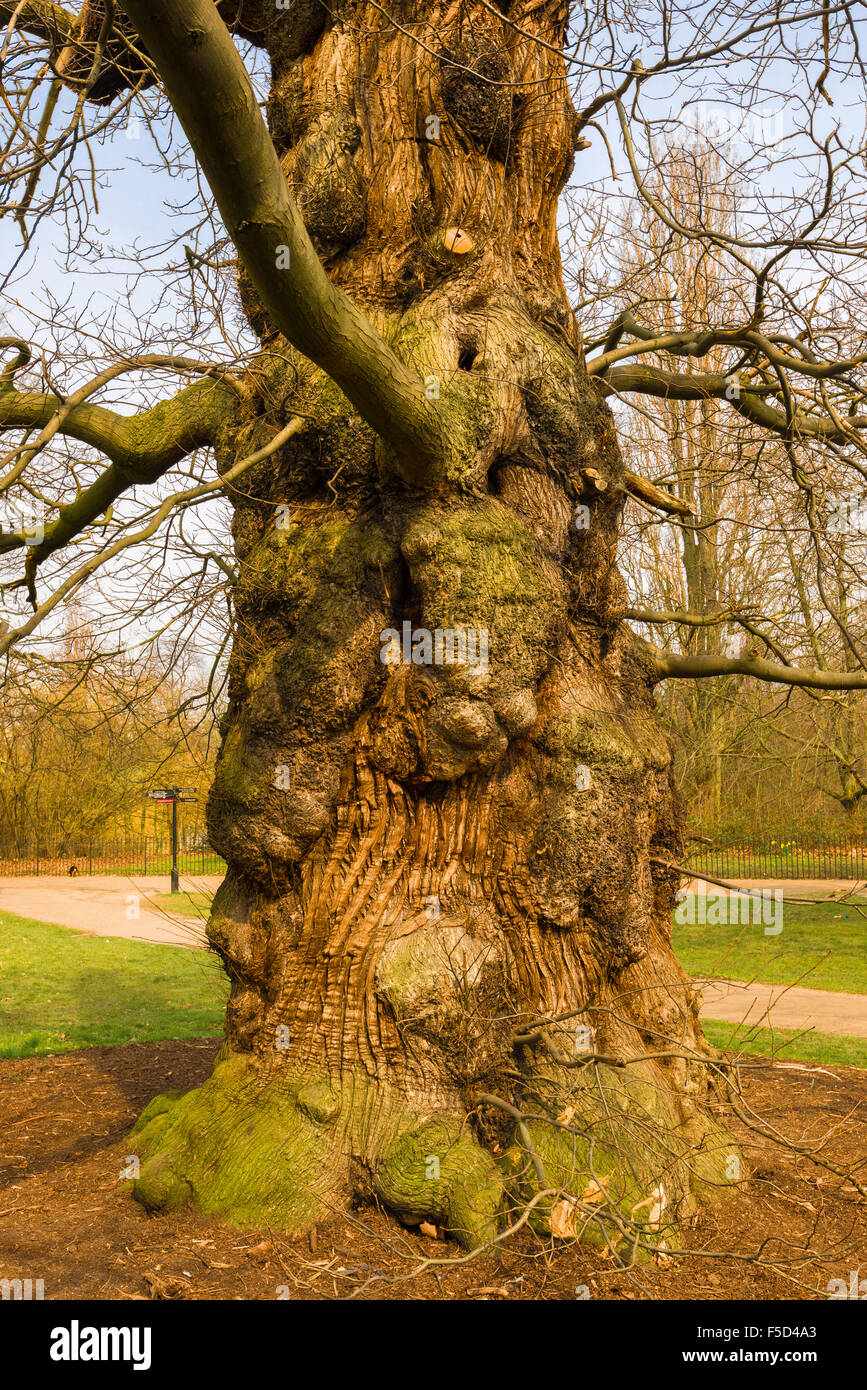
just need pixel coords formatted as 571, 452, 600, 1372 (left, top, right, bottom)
131, 0, 736, 1252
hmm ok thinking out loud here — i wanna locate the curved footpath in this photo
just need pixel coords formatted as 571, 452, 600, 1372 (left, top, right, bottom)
0, 874, 214, 949
1, 875, 865, 1036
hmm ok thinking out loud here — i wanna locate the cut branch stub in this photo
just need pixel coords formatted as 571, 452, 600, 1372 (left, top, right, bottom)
441, 227, 476, 256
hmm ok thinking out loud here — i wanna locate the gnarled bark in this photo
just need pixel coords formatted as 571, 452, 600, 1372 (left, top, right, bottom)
130, 0, 737, 1252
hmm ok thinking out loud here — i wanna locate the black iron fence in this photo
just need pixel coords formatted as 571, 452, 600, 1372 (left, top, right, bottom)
0, 837, 225, 877
1, 831, 865, 880
686, 832, 867, 880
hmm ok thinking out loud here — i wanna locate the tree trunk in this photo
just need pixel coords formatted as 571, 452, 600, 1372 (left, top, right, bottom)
131, 0, 735, 1251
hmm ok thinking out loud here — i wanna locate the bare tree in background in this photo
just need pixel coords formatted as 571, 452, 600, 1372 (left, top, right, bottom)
592, 150, 867, 833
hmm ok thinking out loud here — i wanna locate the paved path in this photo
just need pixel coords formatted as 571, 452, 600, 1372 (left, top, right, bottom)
2, 874, 866, 1036
684, 879, 867, 1036
0, 874, 221, 949
684, 877, 867, 897
698, 978, 867, 1038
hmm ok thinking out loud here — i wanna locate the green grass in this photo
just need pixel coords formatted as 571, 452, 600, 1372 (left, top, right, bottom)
3, 890, 864, 1072
704, 1020, 867, 1070
673, 898, 867, 994
151, 891, 213, 919
0, 910, 227, 1058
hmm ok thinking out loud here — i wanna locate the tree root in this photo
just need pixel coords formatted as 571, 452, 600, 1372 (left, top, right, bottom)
129, 1051, 503, 1246
129, 1049, 740, 1255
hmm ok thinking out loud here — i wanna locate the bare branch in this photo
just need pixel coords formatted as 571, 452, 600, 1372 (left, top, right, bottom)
650, 649, 867, 689
623, 469, 693, 516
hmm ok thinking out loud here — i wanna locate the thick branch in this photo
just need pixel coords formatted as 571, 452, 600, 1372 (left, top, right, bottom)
600, 364, 867, 443
0, 1, 263, 98
0, 375, 231, 474
628, 608, 797, 669
0, 374, 235, 563
0, 1, 76, 43
623, 469, 692, 516
626, 607, 731, 627
118, 0, 450, 488
0, 414, 303, 656
651, 650, 867, 690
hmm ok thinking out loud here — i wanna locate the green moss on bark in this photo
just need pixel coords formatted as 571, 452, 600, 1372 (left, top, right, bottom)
374, 1117, 503, 1248
129, 1053, 505, 1246
131, 1054, 338, 1228
497, 1060, 739, 1256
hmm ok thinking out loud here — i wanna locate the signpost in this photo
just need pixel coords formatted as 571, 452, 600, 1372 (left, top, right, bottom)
147, 787, 198, 893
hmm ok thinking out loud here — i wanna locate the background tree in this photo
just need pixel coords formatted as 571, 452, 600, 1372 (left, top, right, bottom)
1, 0, 866, 1252
0, 604, 214, 856
565, 86, 867, 839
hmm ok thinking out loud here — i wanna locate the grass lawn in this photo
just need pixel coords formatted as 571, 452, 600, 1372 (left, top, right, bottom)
673, 898, 867, 994
703, 1020, 867, 1070
151, 891, 213, 919
2, 896, 863, 1071
0, 910, 227, 1058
